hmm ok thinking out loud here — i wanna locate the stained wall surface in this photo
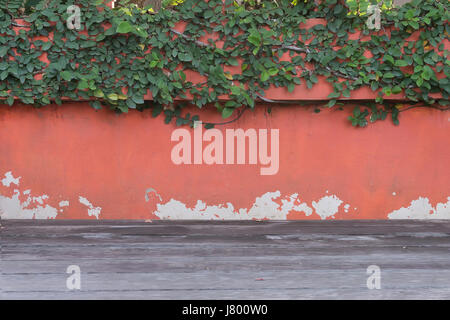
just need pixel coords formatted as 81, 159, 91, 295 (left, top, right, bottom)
1, 102, 449, 220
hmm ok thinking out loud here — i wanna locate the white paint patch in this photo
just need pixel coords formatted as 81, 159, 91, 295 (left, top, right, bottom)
0, 190, 58, 219
245, 192, 313, 220
154, 191, 347, 220
79, 196, 102, 219
1, 171, 21, 187
388, 197, 450, 220
58, 200, 70, 213
312, 195, 343, 220
145, 188, 162, 202
344, 204, 350, 213
392, 192, 397, 196
0, 171, 58, 219
0, 171, 102, 219
59, 200, 70, 207
33, 195, 49, 205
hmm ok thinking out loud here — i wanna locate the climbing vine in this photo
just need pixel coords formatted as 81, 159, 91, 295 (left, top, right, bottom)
0, 0, 448, 128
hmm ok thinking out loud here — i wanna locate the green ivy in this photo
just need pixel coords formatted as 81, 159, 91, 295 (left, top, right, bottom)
0, 0, 448, 128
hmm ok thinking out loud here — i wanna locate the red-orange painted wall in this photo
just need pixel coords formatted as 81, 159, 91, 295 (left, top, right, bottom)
1, 102, 449, 220
1, 4, 449, 220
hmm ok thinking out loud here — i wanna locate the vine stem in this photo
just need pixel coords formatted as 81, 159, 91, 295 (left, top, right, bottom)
169, 28, 212, 48
172, 106, 249, 128
200, 106, 249, 127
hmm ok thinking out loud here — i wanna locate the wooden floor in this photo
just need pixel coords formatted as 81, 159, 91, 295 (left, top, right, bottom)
1, 220, 450, 299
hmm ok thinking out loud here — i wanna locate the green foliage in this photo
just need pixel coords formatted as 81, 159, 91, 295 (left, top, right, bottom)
0, 0, 448, 128
1, 0, 48, 15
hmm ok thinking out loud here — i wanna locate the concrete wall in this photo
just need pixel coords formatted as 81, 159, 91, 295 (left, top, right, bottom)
1, 0, 447, 221
1, 102, 449, 220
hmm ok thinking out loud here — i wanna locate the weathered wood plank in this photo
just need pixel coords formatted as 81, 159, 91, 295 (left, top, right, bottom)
3, 253, 450, 274
3, 269, 450, 291
1, 220, 450, 299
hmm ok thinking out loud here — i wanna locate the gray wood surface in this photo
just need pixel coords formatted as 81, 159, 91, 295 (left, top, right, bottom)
1, 220, 450, 299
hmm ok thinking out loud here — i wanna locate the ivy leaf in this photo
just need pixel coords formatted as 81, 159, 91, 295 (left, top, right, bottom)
224, 72, 233, 80
260, 71, 270, 82
179, 53, 193, 62
6, 96, 14, 106
384, 55, 394, 67
204, 10, 214, 19
0, 47, 8, 57
107, 93, 119, 101
267, 68, 278, 76
116, 21, 133, 34
126, 99, 136, 109
395, 60, 409, 67
133, 27, 148, 38
41, 42, 52, 51
150, 60, 159, 68
413, 55, 423, 65
152, 104, 163, 117
328, 91, 341, 99
287, 83, 295, 93
222, 107, 234, 119
77, 80, 89, 90
131, 95, 144, 104
90, 101, 102, 110
409, 21, 419, 30
60, 71, 73, 81
228, 58, 239, 66
248, 32, 261, 47
93, 89, 104, 98
422, 66, 434, 80
392, 86, 403, 94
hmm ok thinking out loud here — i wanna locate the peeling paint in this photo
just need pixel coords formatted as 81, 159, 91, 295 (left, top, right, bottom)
344, 204, 350, 213
33, 195, 49, 205
79, 196, 102, 219
8, 170, 449, 221
58, 201, 70, 213
312, 195, 343, 220
0, 189, 58, 219
0, 172, 58, 219
59, 200, 70, 207
145, 188, 162, 202
388, 197, 450, 220
154, 191, 346, 220
0, 171, 100, 219
1, 171, 21, 187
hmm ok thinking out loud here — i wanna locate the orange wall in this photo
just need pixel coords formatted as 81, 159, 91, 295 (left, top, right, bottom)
1, 102, 449, 220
